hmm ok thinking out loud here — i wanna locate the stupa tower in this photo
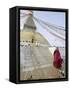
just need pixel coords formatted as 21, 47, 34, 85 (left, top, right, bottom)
20, 11, 36, 43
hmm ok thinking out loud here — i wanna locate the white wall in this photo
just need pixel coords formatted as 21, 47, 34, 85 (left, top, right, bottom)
0, 0, 70, 90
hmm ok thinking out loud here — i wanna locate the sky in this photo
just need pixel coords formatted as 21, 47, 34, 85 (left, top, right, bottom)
33, 11, 65, 28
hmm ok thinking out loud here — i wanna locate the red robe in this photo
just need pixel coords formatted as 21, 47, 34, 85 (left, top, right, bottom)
53, 49, 63, 69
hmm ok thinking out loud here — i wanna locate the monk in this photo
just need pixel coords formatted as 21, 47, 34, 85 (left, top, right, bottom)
53, 47, 63, 69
